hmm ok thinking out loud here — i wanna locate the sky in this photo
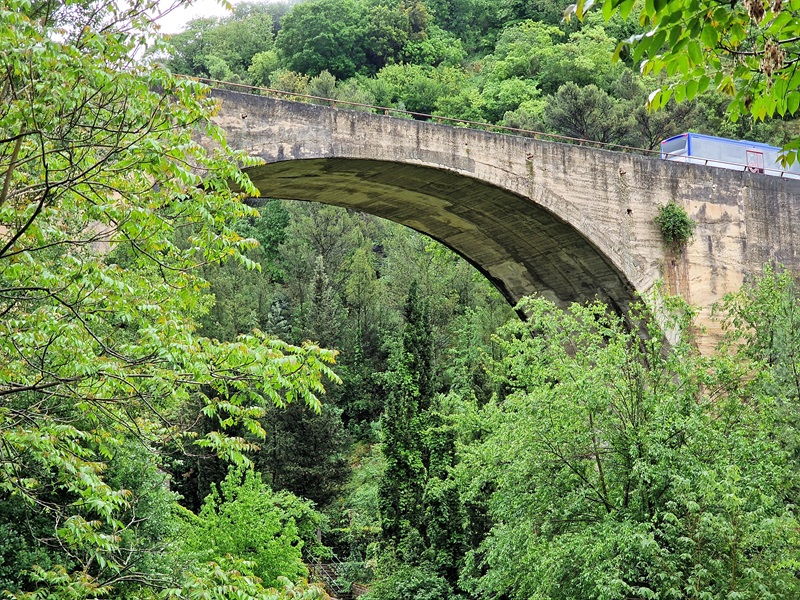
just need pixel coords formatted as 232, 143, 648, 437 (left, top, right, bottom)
155, 0, 243, 33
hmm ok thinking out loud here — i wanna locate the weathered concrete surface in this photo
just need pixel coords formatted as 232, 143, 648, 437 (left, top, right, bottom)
211, 89, 800, 351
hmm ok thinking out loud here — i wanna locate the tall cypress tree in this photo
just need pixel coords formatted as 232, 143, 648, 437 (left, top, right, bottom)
378, 282, 466, 592
402, 281, 434, 408
378, 281, 433, 553
304, 255, 345, 348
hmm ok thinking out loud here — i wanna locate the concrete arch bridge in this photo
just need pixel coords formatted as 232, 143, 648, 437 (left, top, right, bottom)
210, 87, 800, 352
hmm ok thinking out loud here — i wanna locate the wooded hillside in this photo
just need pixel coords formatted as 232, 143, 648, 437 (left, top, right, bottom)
2, 0, 800, 598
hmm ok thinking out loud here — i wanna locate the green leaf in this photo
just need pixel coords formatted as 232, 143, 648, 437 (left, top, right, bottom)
674, 83, 686, 103
687, 40, 703, 65
686, 79, 699, 99
768, 11, 793, 35
700, 23, 718, 47
603, 0, 615, 20
788, 91, 800, 115
619, 0, 636, 20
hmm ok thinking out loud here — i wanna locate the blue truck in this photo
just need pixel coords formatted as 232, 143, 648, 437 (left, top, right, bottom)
660, 132, 800, 179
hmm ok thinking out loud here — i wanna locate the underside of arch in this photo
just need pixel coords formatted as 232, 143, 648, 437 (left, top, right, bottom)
244, 158, 640, 314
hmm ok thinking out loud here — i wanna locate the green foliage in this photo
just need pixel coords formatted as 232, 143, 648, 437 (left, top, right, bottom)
166, 560, 331, 600
269, 69, 311, 96
308, 70, 338, 100
0, 494, 72, 592
139, 3, 800, 598
655, 200, 696, 248
458, 295, 799, 599
182, 468, 310, 588
424, 0, 499, 50
498, 98, 547, 131
716, 265, 800, 483
375, 63, 466, 115
544, 82, 627, 143
480, 77, 540, 122
420, 412, 466, 582
255, 402, 351, 508
249, 50, 281, 86
364, 564, 454, 600
274, 0, 367, 79
0, 0, 338, 595
483, 20, 564, 83
326, 442, 384, 580
376, 282, 467, 590
379, 282, 433, 549
304, 255, 346, 348
540, 25, 625, 95
165, 5, 275, 81
169, 398, 351, 515
362, 2, 413, 71
572, 0, 800, 161
401, 25, 467, 68
497, 0, 575, 25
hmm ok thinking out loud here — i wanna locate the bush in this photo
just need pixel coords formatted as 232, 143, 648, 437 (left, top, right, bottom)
365, 565, 454, 600
655, 200, 695, 247
181, 467, 312, 587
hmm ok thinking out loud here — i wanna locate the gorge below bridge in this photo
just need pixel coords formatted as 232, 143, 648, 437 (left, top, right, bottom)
211, 87, 800, 352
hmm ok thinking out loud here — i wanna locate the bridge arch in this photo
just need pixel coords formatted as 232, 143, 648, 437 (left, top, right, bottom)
211, 87, 800, 351
243, 157, 639, 315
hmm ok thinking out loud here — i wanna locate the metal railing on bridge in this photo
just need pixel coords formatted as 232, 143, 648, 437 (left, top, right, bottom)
188, 76, 662, 157
192, 76, 800, 177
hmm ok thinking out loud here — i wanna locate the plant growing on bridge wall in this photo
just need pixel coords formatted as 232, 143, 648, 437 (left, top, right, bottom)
655, 201, 695, 249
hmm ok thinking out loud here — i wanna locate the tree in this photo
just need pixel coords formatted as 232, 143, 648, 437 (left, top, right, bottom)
255, 402, 351, 508
717, 265, 800, 485
480, 77, 540, 122
481, 20, 564, 84
279, 203, 367, 314
327, 441, 384, 569
274, 0, 367, 79
248, 49, 282, 86
571, 0, 800, 159
180, 468, 313, 588
374, 64, 453, 115
303, 255, 346, 349
631, 97, 696, 150
419, 411, 465, 586
375, 280, 466, 593
0, 0, 337, 594
458, 296, 799, 599
163, 16, 220, 77
165, 4, 275, 81
497, 0, 574, 25
544, 82, 629, 143
366, 564, 454, 600
378, 282, 433, 551
363, 2, 412, 72
0, 439, 182, 595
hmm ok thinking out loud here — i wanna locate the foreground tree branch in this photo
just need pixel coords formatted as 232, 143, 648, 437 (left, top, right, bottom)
0, 1, 338, 597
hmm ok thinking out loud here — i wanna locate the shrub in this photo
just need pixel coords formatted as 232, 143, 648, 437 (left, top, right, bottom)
655, 201, 695, 247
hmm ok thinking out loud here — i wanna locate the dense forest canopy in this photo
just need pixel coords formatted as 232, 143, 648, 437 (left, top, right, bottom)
163, 0, 799, 148
2, 0, 800, 598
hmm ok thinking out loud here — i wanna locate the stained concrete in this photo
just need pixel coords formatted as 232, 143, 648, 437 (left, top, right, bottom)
210, 89, 800, 351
